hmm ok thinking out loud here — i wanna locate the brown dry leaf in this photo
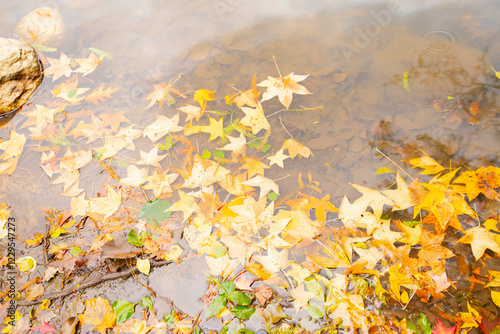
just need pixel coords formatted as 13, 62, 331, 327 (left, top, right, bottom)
84, 86, 118, 105
255, 284, 274, 306
333, 73, 347, 82
281, 139, 313, 159
257, 72, 312, 110
25, 283, 44, 301
469, 101, 479, 116
78, 296, 116, 334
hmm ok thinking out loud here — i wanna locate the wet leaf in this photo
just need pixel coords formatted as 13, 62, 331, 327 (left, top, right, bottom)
232, 305, 255, 320
78, 297, 116, 333
257, 72, 312, 110
205, 295, 227, 318
111, 300, 136, 325
227, 291, 252, 306
138, 199, 172, 225
140, 296, 153, 311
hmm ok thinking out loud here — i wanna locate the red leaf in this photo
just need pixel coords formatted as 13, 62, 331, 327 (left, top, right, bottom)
31, 321, 56, 333
432, 319, 456, 334
479, 310, 500, 334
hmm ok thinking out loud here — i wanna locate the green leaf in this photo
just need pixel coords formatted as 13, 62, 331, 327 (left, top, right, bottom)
89, 47, 113, 60
159, 134, 173, 151
213, 150, 225, 159
69, 245, 83, 256
267, 191, 279, 201
212, 245, 228, 258
401, 220, 420, 227
140, 296, 153, 311
232, 305, 255, 320
193, 327, 205, 334
355, 242, 367, 249
227, 291, 252, 306
308, 303, 324, 319
248, 139, 271, 152
205, 295, 227, 318
202, 149, 211, 159
127, 229, 144, 247
237, 329, 254, 334
407, 313, 432, 334
164, 311, 175, 326
111, 300, 136, 325
219, 280, 236, 295
138, 199, 172, 225
30, 43, 57, 52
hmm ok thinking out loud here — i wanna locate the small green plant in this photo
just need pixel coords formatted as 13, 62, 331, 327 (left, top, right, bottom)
205, 277, 256, 320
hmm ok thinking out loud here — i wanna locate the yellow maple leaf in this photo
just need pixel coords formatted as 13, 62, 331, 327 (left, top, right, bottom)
458, 226, 500, 260
257, 72, 312, 110
90, 186, 121, 222
454, 166, 500, 201
78, 296, 117, 334
281, 139, 313, 159
304, 194, 338, 223
199, 116, 225, 141
240, 103, 270, 135
239, 157, 269, 178
74, 52, 103, 76
0, 130, 26, 159
409, 154, 445, 175
45, 52, 73, 81
194, 88, 215, 107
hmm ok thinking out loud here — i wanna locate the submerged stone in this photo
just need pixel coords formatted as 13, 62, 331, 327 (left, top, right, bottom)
0, 38, 43, 116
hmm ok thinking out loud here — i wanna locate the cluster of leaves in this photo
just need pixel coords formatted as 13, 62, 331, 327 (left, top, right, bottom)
1, 42, 500, 334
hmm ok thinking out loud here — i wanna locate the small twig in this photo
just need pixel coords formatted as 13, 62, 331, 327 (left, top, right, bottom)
16, 259, 170, 306
279, 116, 294, 139
375, 148, 414, 181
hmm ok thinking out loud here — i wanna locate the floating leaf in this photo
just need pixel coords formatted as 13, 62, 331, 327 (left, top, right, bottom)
138, 199, 172, 225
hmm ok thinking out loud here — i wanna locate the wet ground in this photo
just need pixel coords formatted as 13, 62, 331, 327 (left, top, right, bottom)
1, 0, 500, 333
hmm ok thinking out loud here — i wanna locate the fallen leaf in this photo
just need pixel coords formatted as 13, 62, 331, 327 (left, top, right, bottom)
45, 52, 73, 81
257, 72, 312, 110
458, 226, 500, 260
78, 297, 116, 334
240, 103, 270, 135
84, 86, 118, 105
89, 186, 122, 222
282, 139, 313, 159
267, 149, 289, 168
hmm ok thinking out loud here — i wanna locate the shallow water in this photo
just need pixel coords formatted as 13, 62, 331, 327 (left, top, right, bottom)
1, 0, 500, 331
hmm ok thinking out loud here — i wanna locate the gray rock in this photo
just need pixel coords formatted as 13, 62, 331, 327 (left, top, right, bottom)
14, 7, 65, 45
0, 38, 42, 116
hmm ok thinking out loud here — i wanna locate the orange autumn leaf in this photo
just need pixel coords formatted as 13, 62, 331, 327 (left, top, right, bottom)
84, 85, 118, 105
